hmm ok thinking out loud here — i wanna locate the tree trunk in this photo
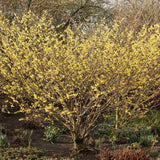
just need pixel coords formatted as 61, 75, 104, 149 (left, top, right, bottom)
115, 106, 119, 130
71, 132, 88, 152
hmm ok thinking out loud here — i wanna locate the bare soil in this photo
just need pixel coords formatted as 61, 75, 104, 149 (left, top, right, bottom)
0, 111, 98, 159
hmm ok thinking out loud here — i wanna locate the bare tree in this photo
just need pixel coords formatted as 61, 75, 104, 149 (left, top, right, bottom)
1, 0, 113, 32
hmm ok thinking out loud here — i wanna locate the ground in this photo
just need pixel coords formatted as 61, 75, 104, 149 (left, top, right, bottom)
0, 111, 98, 159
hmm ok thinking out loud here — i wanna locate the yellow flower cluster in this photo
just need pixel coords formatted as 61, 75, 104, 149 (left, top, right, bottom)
0, 12, 159, 149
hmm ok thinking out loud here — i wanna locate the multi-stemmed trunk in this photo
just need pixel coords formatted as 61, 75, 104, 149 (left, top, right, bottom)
71, 131, 90, 152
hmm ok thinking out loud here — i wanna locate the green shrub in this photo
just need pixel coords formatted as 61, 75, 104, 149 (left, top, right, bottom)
128, 142, 141, 150
117, 128, 139, 143
144, 110, 160, 135
140, 135, 154, 147
149, 149, 159, 158
44, 126, 60, 143
0, 131, 9, 147
104, 126, 158, 146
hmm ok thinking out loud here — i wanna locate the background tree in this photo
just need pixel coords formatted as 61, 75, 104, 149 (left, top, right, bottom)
1, 0, 113, 32
114, 0, 160, 32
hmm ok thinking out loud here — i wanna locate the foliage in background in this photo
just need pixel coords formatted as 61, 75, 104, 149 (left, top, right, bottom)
0, 11, 160, 151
